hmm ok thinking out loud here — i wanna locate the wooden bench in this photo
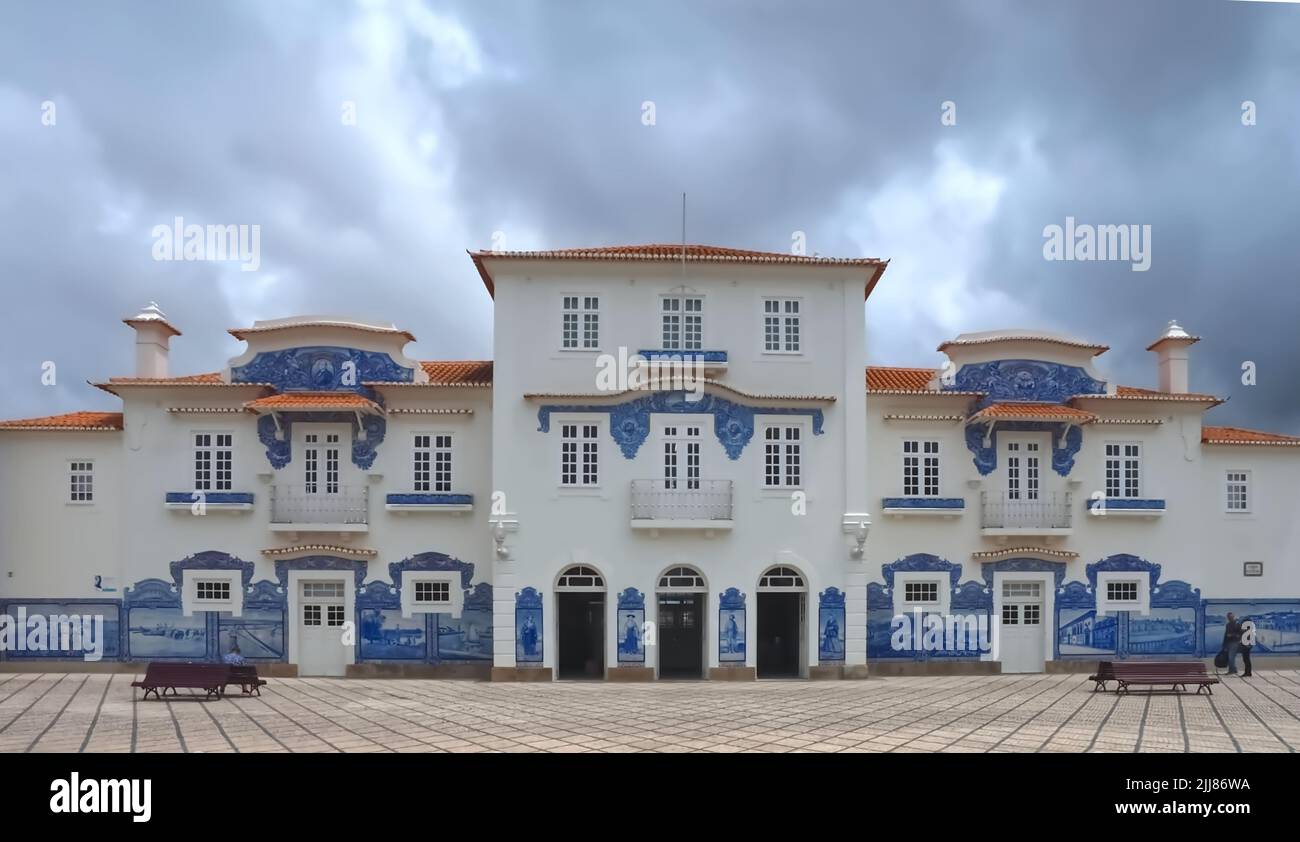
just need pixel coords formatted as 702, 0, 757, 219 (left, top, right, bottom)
131, 662, 230, 700
1088, 660, 1219, 695
224, 665, 267, 697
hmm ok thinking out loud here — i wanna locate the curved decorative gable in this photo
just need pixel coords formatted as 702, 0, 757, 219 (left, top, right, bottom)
881, 553, 962, 593
1085, 553, 1161, 592
169, 550, 255, 590
231, 346, 414, 392
946, 359, 1106, 405
388, 551, 475, 592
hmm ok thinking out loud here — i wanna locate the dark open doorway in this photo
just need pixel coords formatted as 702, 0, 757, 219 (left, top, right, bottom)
557, 591, 605, 679
757, 592, 803, 678
657, 593, 704, 679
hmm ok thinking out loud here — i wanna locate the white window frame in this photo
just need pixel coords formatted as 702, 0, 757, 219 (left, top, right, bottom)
660, 293, 705, 351
68, 459, 95, 505
181, 569, 242, 617
193, 431, 234, 492
1225, 469, 1250, 513
1104, 442, 1142, 499
401, 571, 463, 618
658, 417, 706, 490
560, 294, 600, 351
902, 439, 941, 497
1095, 572, 1149, 617
555, 415, 604, 492
894, 572, 950, 617
760, 297, 802, 354
413, 431, 454, 493
758, 418, 806, 492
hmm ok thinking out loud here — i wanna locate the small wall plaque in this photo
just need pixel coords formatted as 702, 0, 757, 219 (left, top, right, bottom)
1243, 562, 1264, 577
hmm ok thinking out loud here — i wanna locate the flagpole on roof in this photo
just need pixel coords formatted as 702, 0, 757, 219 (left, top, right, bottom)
681, 192, 686, 277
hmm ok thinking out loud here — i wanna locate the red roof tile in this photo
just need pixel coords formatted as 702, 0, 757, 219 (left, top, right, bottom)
866, 366, 936, 392
107, 372, 225, 385
0, 411, 124, 431
243, 393, 381, 412
419, 360, 493, 385
968, 402, 1098, 424
470, 245, 889, 299
1202, 426, 1300, 446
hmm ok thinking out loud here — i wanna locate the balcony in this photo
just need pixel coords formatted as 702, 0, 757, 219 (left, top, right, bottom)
980, 491, 1072, 537
630, 479, 733, 532
270, 485, 369, 532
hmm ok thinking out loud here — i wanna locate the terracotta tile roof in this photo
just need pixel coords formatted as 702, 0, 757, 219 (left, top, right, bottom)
1105, 385, 1221, 402
106, 372, 224, 385
866, 366, 935, 392
0, 411, 124, 431
967, 402, 1098, 424
470, 244, 889, 299
1202, 426, 1300, 446
243, 393, 382, 412
420, 360, 493, 385
972, 546, 1079, 561
261, 545, 378, 558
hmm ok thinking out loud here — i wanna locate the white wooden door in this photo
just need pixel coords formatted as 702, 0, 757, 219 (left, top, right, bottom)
1000, 581, 1045, 673
298, 580, 347, 676
1001, 436, 1042, 528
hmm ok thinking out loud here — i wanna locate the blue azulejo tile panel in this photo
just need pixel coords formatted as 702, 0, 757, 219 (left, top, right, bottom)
1127, 607, 1196, 655
438, 609, 493, 661
1057, 609, 1118, 657
165, 492, 255, 505
127, 607, 208, 660
515, 588, 543, 663
1204, 600, 1300, 655
881, 497, 965, 509
217, 608, 285, 660
385, 493, 473, 506
358, 609, 428, 661
637, 349, 728, 364
1085, 497, 1165, 511
0, 601, 122, 660
718, 588, 746, 664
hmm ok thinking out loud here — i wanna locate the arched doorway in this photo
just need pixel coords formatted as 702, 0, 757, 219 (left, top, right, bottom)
556, 565, 606, 680
656, 566, 707, 679
757, 565, 806, 678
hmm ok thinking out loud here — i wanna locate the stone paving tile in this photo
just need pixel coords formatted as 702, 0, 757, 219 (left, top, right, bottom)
1, 670, 1298, 752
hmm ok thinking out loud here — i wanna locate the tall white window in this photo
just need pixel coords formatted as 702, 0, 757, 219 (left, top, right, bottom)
69, 461, 94, 503
414, 433, 452, 492
763, 425, 802, 488
762, 298, 801, 352
1007, 441, 1039, 500
662, 425, 701, 490
561, 295, 599, 350
1105, 443, 1141, 498
661, 295, 703, 350
1226, 470, 1250, 512
561, 423, 600, 486
194, 432, 233, 491
903, 440, 940, 497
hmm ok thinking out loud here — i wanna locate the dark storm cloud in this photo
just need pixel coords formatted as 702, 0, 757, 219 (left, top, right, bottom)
1, 0, 1299, 431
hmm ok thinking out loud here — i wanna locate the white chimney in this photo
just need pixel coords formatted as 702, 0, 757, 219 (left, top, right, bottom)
1146, 319, 1199, 394
122, 302, 181, 378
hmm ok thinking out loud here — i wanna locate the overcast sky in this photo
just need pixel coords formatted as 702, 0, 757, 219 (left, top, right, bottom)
3, 0, 1299, 430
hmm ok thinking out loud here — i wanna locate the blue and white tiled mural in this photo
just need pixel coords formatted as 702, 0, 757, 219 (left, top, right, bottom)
515, 587, 543, 664
1205, 601, 1300, 655
818, 587, 845, 663
718, 588, 746, 664
616, 588, 646, 664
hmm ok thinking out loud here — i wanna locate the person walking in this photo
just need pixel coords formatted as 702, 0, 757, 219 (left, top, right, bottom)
1239, 617, 1254, 678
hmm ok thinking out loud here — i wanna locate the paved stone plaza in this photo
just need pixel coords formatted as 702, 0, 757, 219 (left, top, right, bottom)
2, 669, 1299, 753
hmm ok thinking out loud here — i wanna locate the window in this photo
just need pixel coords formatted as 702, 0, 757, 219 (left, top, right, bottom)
762, 298, 801, 352
557, 565, 604, 589
1226, 471, 1250, 512
195, 580, 231, 602
303, 433, 340, 495
904, 581, 939, 604
758, 566, 805, 589
658, 566, 706, 591
1106, 581, 1139, 603
1104, 443, 1141, 498
303, 604, 322, 626
661, 295, 703, 350
903, 440, 940, 496
561, 423, 600, 486
302, 581, 344, 598
326, 605, 345, 627
193, 433, 233, 491
69, 461, 94, 503
662, 425, 701, 490
763, 425, 802, 488
561, 295, 600, 350
1006, 441, 1039, 500
414, 433, 452, 492
414, 580, 450, 604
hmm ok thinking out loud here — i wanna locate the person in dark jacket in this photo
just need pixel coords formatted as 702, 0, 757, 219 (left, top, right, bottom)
1222, 612, 1243, 675
1239, 617, 1254, 678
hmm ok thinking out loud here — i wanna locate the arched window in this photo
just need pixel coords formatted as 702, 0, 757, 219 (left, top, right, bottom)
556, 565, 605, 590
657, 566, 706, 591
758, 566, 806, 590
